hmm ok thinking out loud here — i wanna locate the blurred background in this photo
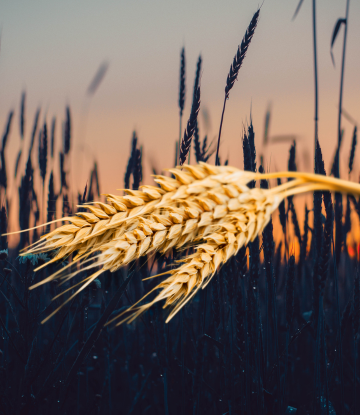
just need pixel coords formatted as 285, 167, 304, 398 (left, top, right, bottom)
0, 0, 359, 192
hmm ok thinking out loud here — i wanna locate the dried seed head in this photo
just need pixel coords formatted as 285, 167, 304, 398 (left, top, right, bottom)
225, 9, 260, 97
10, 162, 360, 324
179, 47, 186, 116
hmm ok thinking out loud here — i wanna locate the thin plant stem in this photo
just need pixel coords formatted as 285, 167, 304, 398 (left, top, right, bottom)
241, 277, 250, 413
229, 304, 234, 414
181, 309, 184, 415
215, 96, 227, 166
332, 238, 345, 414
42, 186, 45, 232
337, 0, 350, 152
322, 313, 330, 415
256, 171, 360, 195
285, 330, 289, 406
178, 116, 182, 165
354, 337, 357, 415
313, 297, 322, 415
163, 370, 169, 415
312, 0, 319, 170
334, 0, 350, 268
165, 323, 170, 415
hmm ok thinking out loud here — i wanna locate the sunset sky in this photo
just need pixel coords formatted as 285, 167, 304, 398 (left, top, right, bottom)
0, 0, 359, 195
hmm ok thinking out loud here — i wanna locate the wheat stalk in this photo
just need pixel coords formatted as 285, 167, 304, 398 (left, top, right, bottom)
7, 163, 360, 324
215, 8, 260, 165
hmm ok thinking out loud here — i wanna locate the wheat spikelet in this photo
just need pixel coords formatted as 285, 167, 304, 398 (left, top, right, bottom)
10, 164, 254, 318
107, 172, 360, 326
179, 85, 201, 165
108, 179, 291, 326
19, 163, 242, 264
7, 163, 360, 324
225, 8, 260, 97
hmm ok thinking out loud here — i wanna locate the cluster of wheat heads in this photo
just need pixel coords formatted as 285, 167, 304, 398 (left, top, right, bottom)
8, 162, 360, 325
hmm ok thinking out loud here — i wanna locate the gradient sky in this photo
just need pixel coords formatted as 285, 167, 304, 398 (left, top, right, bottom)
0, 0, 359, 195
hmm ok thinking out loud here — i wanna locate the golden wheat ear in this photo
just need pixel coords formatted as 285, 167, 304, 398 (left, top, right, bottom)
109, 169, 360, 327
5, 164, 227, 322
7, 163, 360, 324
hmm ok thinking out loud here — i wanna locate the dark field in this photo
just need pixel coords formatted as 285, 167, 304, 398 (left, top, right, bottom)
0, 99, 359, 415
